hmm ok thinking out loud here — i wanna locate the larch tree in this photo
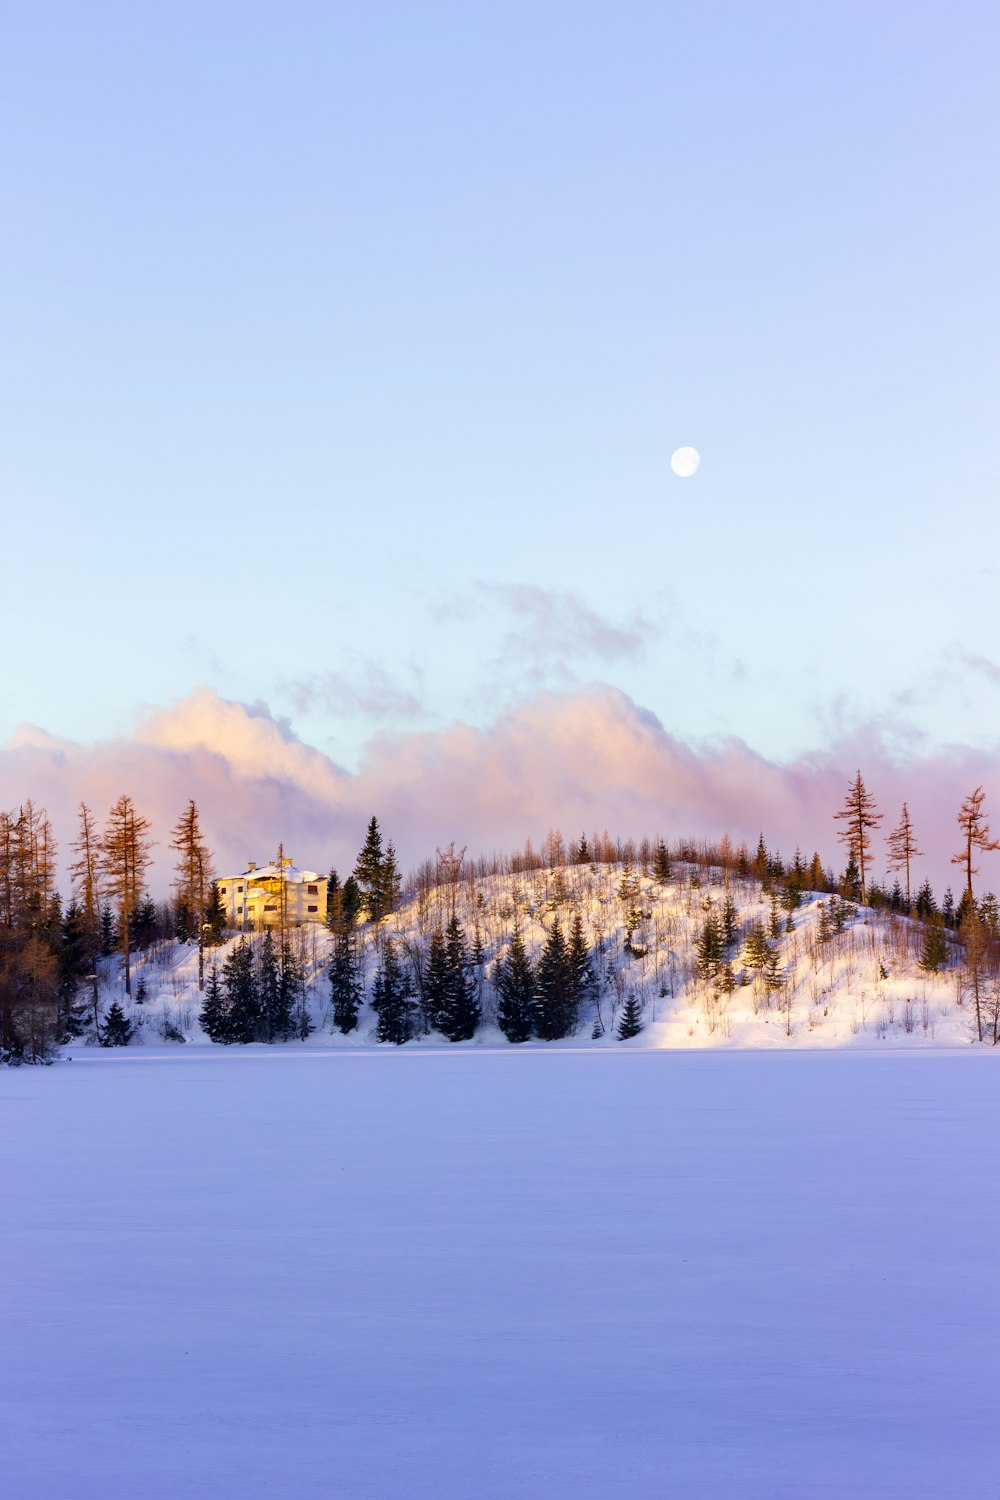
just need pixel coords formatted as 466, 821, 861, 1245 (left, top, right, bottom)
885, 803, 922, 910
951, 786, 1000, 903
834, 771, 882, 905
100, 795, 154, 997
170, 800, 214, 991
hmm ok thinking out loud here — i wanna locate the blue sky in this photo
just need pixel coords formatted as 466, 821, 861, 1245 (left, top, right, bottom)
3, 0, 998, 779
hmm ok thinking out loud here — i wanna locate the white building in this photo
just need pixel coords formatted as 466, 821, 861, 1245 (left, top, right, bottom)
217, 857, 327, 930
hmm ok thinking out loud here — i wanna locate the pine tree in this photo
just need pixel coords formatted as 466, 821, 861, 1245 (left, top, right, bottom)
567, 910, 594, 1014
653, 840, 672, 884
199, 963, 231, 1042
496, 926, 535, 1043
435, 916, 479, 1042
100, 903, 116, 956
275, 939, 299, 1041
536, 917, 575, 1040
697, 914, 723, 981
834, 771, 882, 905
373, 940, 413, 1044
918, 919, 949, 974
326, 868, 342, 930
721, 895, 738, 952
914, 879, 937, 920
203, 882, 226, 945
617, 992, 644, 1040
354, 816, 387, 921
329, 932, 363, 1033
618, 868, 642, 954
257, 930, 281, 1041
341, 876, 363, 928
100, 999, 133, 1047
58, 901, 91, 1039
221, 939, 257, 1043
423, 930, 450, 1031
380, 841, 402, 919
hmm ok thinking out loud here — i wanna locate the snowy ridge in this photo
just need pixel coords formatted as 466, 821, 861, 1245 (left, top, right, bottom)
82, 859, 987, 1051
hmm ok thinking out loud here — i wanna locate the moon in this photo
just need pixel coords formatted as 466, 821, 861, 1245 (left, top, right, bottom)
670, 446, 700, 478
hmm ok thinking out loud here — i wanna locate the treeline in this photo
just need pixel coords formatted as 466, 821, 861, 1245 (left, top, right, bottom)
0, 797, 224, 1063
4, 776, 1000, 1061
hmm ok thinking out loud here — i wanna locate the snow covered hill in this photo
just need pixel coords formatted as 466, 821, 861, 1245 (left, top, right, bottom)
80, 857, 988, 1051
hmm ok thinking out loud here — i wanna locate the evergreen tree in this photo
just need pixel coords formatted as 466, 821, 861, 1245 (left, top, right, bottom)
326, 868, 342, 930
535, 917, 576, 1040
743, 923, 774, 978
203, 882, 226, 945
257, 930, 281, 1041
373, 939, 413, 1044
496, 926, 535, 1043
435, 916, 479, 1042
918, 919, 949, 974
221, 939, 257, 1043
199, 963, 232, 1043
653, 839, 672, 884
942, 887, 956, 928
697, 914, 724, 981
99, 903, 116, 956
128, 891, 158, 950
341, 876, 363, 928
380, 840, 402, 919
618, 868, 642, 954
721, 895, 738, 953
567, 909, 594, 1013
58, 900, 91, 1039
914, 879, 937, 920
275, 939, 299, 1041
423, 929, 450, 1029
100, 999, 133, 1047
329, 931, 363, 1033
617, 992, 644, 1040
354, 816, 387, 921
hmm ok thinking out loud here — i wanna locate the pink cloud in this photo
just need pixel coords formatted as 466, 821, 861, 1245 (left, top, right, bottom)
2, 685, 999, 899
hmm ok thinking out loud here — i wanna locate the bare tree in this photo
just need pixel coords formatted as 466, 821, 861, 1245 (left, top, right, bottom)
885, 802, 922, 908
951, 786, 1000, 903
101, 796, 155, 997
834, 771, 882, 904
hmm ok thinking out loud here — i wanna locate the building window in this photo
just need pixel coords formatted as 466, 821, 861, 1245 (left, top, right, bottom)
238, 885, 244, 893
307, 884, 318, 894
307, 905, 318, 913
264, 904, 277, 912
220, 885, 228, 895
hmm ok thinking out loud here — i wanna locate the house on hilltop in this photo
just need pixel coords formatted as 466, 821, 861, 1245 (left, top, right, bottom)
218, 856, 327, 931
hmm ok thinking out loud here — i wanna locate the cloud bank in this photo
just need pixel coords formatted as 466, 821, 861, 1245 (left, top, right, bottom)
3, 685, 1000, 898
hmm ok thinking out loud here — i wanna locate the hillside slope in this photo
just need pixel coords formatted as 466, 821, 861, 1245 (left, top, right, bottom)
78, 858, 987, 1050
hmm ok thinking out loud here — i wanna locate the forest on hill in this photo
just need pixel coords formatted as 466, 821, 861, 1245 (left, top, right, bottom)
2, 777, 1000, 1063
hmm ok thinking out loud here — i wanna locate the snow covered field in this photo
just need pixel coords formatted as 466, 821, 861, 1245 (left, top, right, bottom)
4, 1049, 999, 1498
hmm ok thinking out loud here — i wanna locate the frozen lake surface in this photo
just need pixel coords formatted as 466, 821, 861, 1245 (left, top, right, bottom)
3, 1048, 999, 1498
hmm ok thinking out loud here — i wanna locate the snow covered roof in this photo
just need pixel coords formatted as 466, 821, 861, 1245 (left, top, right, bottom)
231, 862, 323, 885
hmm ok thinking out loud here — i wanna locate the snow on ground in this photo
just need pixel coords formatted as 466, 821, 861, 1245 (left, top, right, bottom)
100, 862, 985, 1052
4, 1049, 999, 1498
